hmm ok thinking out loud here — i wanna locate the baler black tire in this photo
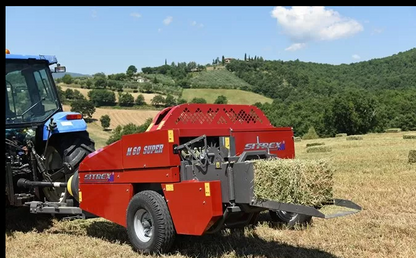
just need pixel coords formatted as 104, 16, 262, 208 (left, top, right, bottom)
269, 210, 312, 229
43, 132, 95, 203
126, 190, 176, 254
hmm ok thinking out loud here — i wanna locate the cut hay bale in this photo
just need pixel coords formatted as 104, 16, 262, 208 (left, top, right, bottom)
335, 133, 347, 137
403, 134, 416, 140
409, 150, 416, 164
385, 128, 402, 133
347, 135, 363, 141
294, 136, 302, 142
306, 146, 332, 153
253, 158, 333, 206
306, 142, 325, 148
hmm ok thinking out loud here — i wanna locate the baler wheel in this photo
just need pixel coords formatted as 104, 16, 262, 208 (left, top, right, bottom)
269, 210, 312, 229
126, 190, 176, 254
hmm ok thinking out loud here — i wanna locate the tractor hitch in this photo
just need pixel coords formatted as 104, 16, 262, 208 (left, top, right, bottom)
17, 178, 67, 188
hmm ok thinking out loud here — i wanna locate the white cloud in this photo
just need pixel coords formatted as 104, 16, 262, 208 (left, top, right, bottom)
91, 10, 98, 18
285, 43, 306, 51
191, 21, 204, 28
352, 54, 361, 60
271, 6, 363, 47
163, 16, 173, 25
371, 28, 384, 35
130, 12, 141, 18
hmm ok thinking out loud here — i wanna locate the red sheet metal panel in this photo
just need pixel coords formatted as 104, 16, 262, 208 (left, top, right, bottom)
231, 128, 295, 158
121, 129, 180, 169
162, 180, 223, 236
79, 183, 133, 227
79, 140, 124, 172
79, 167, 180, 184
148, 104, 273, 131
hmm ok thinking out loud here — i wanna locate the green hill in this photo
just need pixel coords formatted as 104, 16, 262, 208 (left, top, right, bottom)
181, 89, 272, 105
226, 48, 416, 100
139, 48, 416, 137
189, 69, 251, 89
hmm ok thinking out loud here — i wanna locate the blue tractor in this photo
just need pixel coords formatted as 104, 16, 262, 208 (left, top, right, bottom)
5, 49, 95, 216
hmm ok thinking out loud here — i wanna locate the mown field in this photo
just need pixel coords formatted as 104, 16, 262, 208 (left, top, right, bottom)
181, 89, 273, 104
6, 132, 416, 258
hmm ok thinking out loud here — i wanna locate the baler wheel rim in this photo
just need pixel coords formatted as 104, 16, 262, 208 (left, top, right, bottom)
134, 209, 153, 243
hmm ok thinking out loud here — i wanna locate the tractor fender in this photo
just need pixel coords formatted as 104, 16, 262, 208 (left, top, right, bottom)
43, 111, 87, 140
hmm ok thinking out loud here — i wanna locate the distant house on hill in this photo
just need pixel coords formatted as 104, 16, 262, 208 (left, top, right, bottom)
224, 57, 235, 64
134, 76, 148, 83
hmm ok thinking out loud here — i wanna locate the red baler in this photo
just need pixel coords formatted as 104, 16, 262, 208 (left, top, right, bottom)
68, 104, 361, 253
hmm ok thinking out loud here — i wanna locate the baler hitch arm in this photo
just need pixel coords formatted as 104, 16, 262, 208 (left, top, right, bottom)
250, 198, 362, 219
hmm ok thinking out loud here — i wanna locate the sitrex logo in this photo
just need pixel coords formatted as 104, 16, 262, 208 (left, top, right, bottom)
244, 141, 285, 151
84, 173, 114, 182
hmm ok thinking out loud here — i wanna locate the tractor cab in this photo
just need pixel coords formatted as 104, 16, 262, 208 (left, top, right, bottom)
5, 49, 95, 211
6, 49, 66, 128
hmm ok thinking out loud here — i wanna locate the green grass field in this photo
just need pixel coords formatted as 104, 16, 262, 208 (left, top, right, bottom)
6, 131, 416, 258
181, 89, 272, 104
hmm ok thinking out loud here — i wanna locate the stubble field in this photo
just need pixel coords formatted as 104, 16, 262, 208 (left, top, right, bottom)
5, 131, 416, 258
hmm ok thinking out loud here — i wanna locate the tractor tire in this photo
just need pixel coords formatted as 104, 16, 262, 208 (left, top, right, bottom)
43, 132, 95, 203
269, 210, 312, 229
126, 190, 176, 254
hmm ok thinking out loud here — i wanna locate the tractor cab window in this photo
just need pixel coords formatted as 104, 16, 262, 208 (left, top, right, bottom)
6, 60, 60, 125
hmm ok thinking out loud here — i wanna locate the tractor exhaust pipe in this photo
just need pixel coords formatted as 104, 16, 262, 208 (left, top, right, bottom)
17, 178, 67, 188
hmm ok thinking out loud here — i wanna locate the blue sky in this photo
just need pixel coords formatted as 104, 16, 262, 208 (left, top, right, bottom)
6, 6, 416, 75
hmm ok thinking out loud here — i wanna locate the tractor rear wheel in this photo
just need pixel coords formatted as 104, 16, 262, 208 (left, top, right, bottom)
269, 210, 312, 229
43, 132, 95, 203
126, 190, 176, 254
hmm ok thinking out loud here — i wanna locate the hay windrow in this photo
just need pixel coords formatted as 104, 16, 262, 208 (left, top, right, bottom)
403, 134, 416, 140
306, 142, 325, 148
385, 128, 402, 133
253, 158, 334, 207
335, 133, 347, 137
347, 135, 363, 141
409, 150, 416, 164
306, 146, 332, 153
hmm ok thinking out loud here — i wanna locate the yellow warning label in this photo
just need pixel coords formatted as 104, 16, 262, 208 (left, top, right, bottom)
79, 191, 82, 202
204, 182, 211, 196
166, 184, 174, 191
224, 137, 230, 149
168, 130, 174, 143
215, 161, 221, 169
